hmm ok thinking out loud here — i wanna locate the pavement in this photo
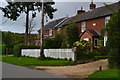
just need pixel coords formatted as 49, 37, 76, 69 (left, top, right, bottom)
2, 62, 66, 79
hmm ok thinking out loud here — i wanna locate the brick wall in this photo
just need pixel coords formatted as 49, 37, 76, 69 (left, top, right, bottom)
77, 17, 105, 35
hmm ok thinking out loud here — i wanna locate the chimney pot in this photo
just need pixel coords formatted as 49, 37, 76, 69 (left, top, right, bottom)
77, 7, 85, 15
90, 0, 96, 10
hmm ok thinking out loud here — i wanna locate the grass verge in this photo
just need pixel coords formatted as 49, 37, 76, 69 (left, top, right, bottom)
88, 69, 120, 79
2, 55, 74, 66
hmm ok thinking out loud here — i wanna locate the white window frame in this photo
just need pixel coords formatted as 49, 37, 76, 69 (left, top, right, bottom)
105, 16, 110, 25
81, 21, 86, 32
49, 29, 52, 36
104, 36, 108, 46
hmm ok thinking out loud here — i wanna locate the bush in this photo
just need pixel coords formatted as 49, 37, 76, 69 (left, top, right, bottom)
6, 44, 14, 55
77, 52, 95, 60
66, 23, 79, 48
14, 44, 40, 57
61, 37, 68, 49
14, 44, 23, 57
74, 40, 92, 55
0, 44, 14, 55
2, 44, 6, 55
44, 37, 55, 49
97, 46, 107, 56
44, 34, 63, 49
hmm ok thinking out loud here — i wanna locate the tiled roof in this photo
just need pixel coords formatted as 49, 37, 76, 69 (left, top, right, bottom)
64, 2, 120, 25
80, 29, 100, 37
43, 17, 67, 30
38, 17, 67, 32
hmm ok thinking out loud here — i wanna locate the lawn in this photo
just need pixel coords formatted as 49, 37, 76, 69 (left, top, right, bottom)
1, 55, 74, 66
88, 69, 120, 79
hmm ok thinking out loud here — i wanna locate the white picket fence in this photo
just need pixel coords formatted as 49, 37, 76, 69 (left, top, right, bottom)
21, 49, 76, 61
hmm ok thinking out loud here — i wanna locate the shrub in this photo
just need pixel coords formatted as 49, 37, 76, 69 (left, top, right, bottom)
66, 23, 79, 48
61, 37, 68, 49
14, 44, 23, 57
97, 46, 107, 56
73, 40, 93, 60
44, 37, 55, 49
6, 44, 14, 55
2, 44, 6, 55
14, 44, 40, 57
77, 52, 95, 60
44, 34, 63, 49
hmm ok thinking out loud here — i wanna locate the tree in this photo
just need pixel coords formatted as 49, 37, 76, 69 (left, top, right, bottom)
2, 31, 24, 45
105, 8, 120, 69
1, 0, 57, 45
66, 23, 79, 48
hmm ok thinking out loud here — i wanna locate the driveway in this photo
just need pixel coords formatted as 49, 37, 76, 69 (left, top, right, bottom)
36, 59, 108, 78
2, 62, 66, 79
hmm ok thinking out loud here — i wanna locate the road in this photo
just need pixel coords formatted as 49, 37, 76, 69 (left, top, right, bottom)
2, 62, 65, 78
1, 62, 86, 80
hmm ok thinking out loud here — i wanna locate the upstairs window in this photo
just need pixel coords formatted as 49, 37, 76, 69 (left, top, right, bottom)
49, 29, 52, 36
105, 16, 110, 25
81, 21, 86, 32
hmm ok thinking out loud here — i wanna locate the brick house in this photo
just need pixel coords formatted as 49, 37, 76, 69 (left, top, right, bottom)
36, 2, 120, 47
35, 16, 70, 46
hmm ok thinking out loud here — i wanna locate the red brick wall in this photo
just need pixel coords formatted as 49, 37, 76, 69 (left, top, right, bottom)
86, 17, 105, 33
80, 32, 93, 42
61, 26, 67, 35
43, 30, 49, 36
77, 22, 82, 35
77, 17, 105, 35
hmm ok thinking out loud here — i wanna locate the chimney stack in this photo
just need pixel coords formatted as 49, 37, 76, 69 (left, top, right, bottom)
90, 0, 96, 10
77, 7, 85, 15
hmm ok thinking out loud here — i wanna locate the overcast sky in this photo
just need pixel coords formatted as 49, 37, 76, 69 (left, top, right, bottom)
0, 0, 118, 33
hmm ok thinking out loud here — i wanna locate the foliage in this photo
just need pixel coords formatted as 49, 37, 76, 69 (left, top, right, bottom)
44, 34, 63, 49
97, 46, 107, 56
74, 40, 92, 54
54, 34, 63, 48
97, 40, 104, 47
2, 56, 73, 66
1, 1, 57, 45
2, 31, 24, 45
44, 37, 54, 49
0, 44, 14, 55
73, 40, 92, 60
1, 44, 6, 55
14, 44, 40, 57
95, 56, 108, 59
105, 8, 120, 68
66, 23, 79, 48
88, 69, 120, 79
61, 37, 68, 49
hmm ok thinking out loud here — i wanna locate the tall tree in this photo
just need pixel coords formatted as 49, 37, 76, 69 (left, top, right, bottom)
106, 8, 120, 69
1, 0, 57, 45
66, 23, 79, 48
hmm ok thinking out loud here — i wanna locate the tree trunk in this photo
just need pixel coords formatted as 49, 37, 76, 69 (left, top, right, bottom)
40, 1, 45, 58
25, 6, 29, 45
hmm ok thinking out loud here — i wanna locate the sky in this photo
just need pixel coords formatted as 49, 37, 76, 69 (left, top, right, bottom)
0, 0, 118, 34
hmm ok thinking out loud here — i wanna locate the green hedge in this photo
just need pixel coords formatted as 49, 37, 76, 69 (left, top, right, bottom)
6, 44, 14, 55
2, 44, 6, 54
14, 44, 40, 57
